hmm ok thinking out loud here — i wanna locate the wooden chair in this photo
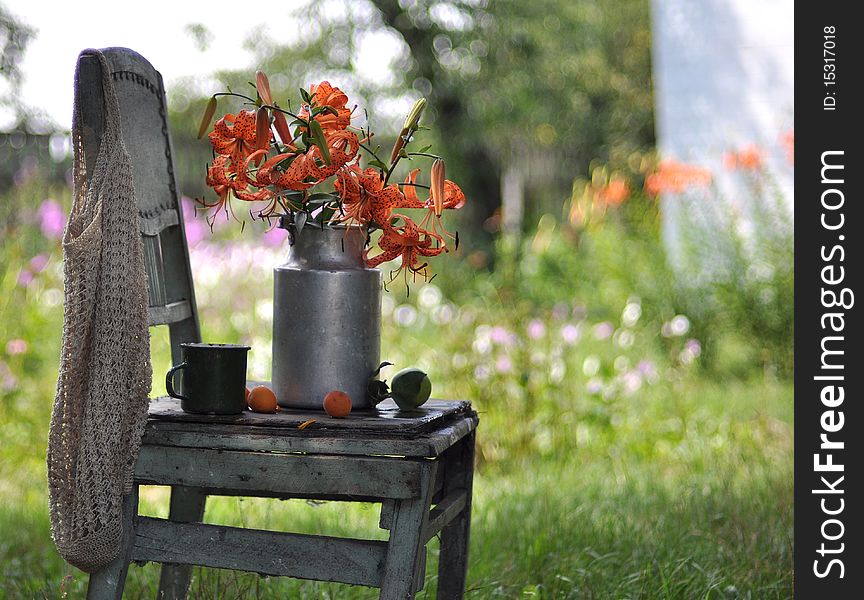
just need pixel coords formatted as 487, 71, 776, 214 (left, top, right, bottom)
78, 48, 478, 599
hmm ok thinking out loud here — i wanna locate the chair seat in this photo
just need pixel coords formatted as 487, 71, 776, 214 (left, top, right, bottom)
145, 395, 476, 458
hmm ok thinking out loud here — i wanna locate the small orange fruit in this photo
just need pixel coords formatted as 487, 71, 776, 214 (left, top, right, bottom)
244, 387, 251, 403
247, 385, 278, 413
323, 390, 352, 418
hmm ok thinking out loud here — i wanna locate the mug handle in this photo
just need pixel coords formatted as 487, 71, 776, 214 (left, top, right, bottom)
166, 362, 189, 401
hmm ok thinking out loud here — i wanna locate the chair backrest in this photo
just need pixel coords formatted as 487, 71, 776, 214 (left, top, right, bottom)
75, 47, 201, 365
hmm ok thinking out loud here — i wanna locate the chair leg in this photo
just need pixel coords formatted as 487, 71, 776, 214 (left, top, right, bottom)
437, 431, 475, 600
87, 487, 139, 600
156, 486, 208, 600
380, 462, 437, 600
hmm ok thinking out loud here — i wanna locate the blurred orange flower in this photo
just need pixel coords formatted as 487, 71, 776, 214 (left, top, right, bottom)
644, 159, 712, 197
780, 130, 794, 164
724, 144, 763, 171
597, 177, 630, 207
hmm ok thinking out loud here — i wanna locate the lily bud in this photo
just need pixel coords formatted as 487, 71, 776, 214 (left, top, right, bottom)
403, 97, 427, 132
272, 109, 292, 146
256, 70, 273, 106
430, 158, 445, 217
197, 96, 217, 139
389, 130, 407, 165
255, 106, 271, 152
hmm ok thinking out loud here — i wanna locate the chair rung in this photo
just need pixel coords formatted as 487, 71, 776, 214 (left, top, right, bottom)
135, 445, 423, 499
131, 517, 386, 587
148, 300, 192, 326
422, 489, 468, 543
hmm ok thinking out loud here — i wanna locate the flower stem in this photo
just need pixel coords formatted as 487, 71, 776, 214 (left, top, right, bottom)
214, 92, 257, 103
407, 152, 443, 159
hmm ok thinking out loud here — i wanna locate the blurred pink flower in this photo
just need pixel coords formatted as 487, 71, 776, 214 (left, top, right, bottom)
621, 370, 643, 395
679, 339, 702, 365
586, 378, 603, 394
495, 355, 513, 374
527, 319, 545, 340
6, 339, 28, 355
490, 326, 516, 346
593, 321, 614, 340
684, 339, 702, 357
263, 226, 289, 247
17, 270, 34, 287
29, 254, 49, 273
38, 199, 66, 239
184, 219, 207, 247
0, 360, 16, 391
637, 360, 657, 377
561, 324, 581, 345
181, 197, 208, 246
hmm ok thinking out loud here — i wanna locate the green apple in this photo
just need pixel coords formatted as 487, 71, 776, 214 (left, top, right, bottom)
390, 368, 432, 410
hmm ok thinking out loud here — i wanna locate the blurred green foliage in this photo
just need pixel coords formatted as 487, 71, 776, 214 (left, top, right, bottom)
1, 2, 36, 128
168, 0, 654, 248
2, 180, 791, 598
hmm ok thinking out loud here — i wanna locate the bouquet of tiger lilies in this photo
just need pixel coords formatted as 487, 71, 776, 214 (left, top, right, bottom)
196, 71, 466, 282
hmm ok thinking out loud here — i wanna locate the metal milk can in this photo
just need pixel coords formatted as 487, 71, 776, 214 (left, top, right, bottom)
271, 223, 381, 410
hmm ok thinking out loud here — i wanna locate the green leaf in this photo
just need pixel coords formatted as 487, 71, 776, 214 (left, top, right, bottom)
317, 206, 337, 224
309, 119, 331, 165
295, 211, 307, 233
368, 159, 389, 171
417, 145, 432, 154
299, 87, 311, 103
371, 361, 393, 378
307, 192, 336, 203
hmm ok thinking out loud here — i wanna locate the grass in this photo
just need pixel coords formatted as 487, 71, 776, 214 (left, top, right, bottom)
0, 182, 793, 598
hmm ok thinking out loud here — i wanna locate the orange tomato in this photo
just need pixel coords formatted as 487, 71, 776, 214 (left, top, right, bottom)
323, 390, 352, 418
247, 385, 278, 413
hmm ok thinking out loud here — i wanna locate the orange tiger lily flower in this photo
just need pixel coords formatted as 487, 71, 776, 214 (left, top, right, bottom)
334, 164, 407, 228
256, 152, 315, 191
403, 168, 466, 212
334, 165, 377, 226
363, 215, 445, 281
402, 168, 466, 248
304, 130, 360, 180
430, 159, 445, 217
297, 81, 352, 134
209, 110, 260, 164
203, 155, 273, 217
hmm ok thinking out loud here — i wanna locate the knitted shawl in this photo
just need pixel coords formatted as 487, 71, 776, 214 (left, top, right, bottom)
47, 49, 152, 573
